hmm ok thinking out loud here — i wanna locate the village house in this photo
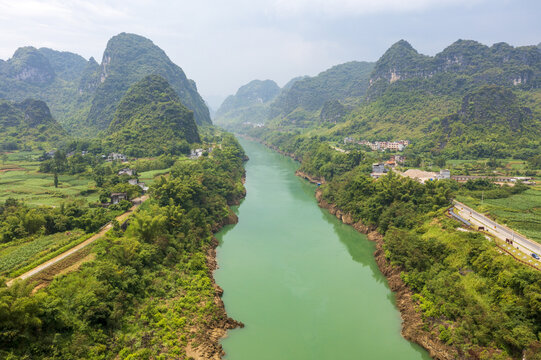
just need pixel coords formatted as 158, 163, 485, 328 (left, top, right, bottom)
190, 149, 204, 159
439, 169, 451, 179
390, 155, 405, 163
128, 178, 149, 192
370, 163, 388, 179
138, 182, 149, 192
344, 138, 410, 152
107, 153, 127, 162
110, 192, 128, 204
118, 168, 134, 176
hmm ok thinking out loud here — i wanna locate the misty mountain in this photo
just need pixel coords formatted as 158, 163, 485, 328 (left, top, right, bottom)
0, 33, 211, 136
214, 79, 280, 126
267, 61, 375, 128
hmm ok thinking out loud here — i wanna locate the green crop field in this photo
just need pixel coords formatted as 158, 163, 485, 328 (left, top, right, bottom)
138, 167, 171, 185
0, 165, 98, 206
0, 230, 85, 275
457, 188, 541, 244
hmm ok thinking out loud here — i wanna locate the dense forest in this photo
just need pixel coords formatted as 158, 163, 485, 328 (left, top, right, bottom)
0, 135, 246, 359
0, 99, 67, 151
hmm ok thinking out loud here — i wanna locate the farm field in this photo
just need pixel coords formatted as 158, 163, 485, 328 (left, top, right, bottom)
0, 162, 97, 207
456, 187, 541, 244
0, 230, 85, 276
138, 167, 171, 185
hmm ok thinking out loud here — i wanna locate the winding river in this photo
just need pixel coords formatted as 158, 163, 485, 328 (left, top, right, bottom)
215, 139, 430, 360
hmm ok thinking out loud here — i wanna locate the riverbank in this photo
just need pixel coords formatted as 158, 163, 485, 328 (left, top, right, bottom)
187, 189, 246, 359
315, 189, 458, 360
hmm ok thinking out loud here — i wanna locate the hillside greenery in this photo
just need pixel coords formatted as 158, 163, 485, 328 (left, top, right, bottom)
0, 46, 95, 136
86, 32, 211, 131
0, 99, 67, 151
266, 61, 375, 128
233, 39, 541, 163
105, 75, 200, 157
0, 34, 210, 136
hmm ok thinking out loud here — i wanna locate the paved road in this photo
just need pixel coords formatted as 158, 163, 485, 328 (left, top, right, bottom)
453, 200, 541, 259
6, 195, 149, 287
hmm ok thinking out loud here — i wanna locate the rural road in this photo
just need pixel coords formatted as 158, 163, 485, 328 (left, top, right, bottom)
453, 200, 541, 260
6, 195, 149, 287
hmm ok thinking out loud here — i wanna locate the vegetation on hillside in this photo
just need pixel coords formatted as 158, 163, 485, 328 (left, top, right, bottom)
0, 99, 67, 151
86, 32, 211, 130
267, 61, 375, 128
0, 33, 211, 136
105, 75, 200, 157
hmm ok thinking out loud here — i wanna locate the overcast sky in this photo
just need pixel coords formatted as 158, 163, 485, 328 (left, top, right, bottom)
0, 0, 539, 109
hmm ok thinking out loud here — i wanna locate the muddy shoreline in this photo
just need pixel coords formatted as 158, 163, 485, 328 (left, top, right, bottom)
315, 189, 459, 360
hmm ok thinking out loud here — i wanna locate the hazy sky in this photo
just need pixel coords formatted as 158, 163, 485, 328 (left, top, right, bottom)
0, 0, 539, 108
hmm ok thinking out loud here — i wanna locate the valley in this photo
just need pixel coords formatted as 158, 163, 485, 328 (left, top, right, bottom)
0, 24, 540, 360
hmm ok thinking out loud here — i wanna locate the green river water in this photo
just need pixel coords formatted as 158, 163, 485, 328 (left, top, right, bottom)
214, 139, 431, 360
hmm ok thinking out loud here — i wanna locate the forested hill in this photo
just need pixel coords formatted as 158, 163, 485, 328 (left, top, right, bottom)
414, 85, 540, 158
0, 33, 211, 136
87, 33, 211, 130
105, 75, 200, 157
321, 39, 541, 158
214, 79, 280, 126
368, 39, 541, 98
267, 61, 375, 127
0, 98, 67, 150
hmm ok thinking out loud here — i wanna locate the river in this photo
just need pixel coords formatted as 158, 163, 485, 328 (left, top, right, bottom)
214, 139, 431, 360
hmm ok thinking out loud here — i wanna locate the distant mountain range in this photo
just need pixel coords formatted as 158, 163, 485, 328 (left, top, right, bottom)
214, 79, 281, 126
214, 62, 374, 128
219, 39, 541, 159
0, 33, 211, 137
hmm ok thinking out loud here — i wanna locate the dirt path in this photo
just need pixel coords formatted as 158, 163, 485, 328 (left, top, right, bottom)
0, 167, 26, 173
6, 195, 149, 287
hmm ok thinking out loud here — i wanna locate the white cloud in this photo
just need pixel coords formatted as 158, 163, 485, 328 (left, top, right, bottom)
0, 0, 537, 104
270, 0, 484, 17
